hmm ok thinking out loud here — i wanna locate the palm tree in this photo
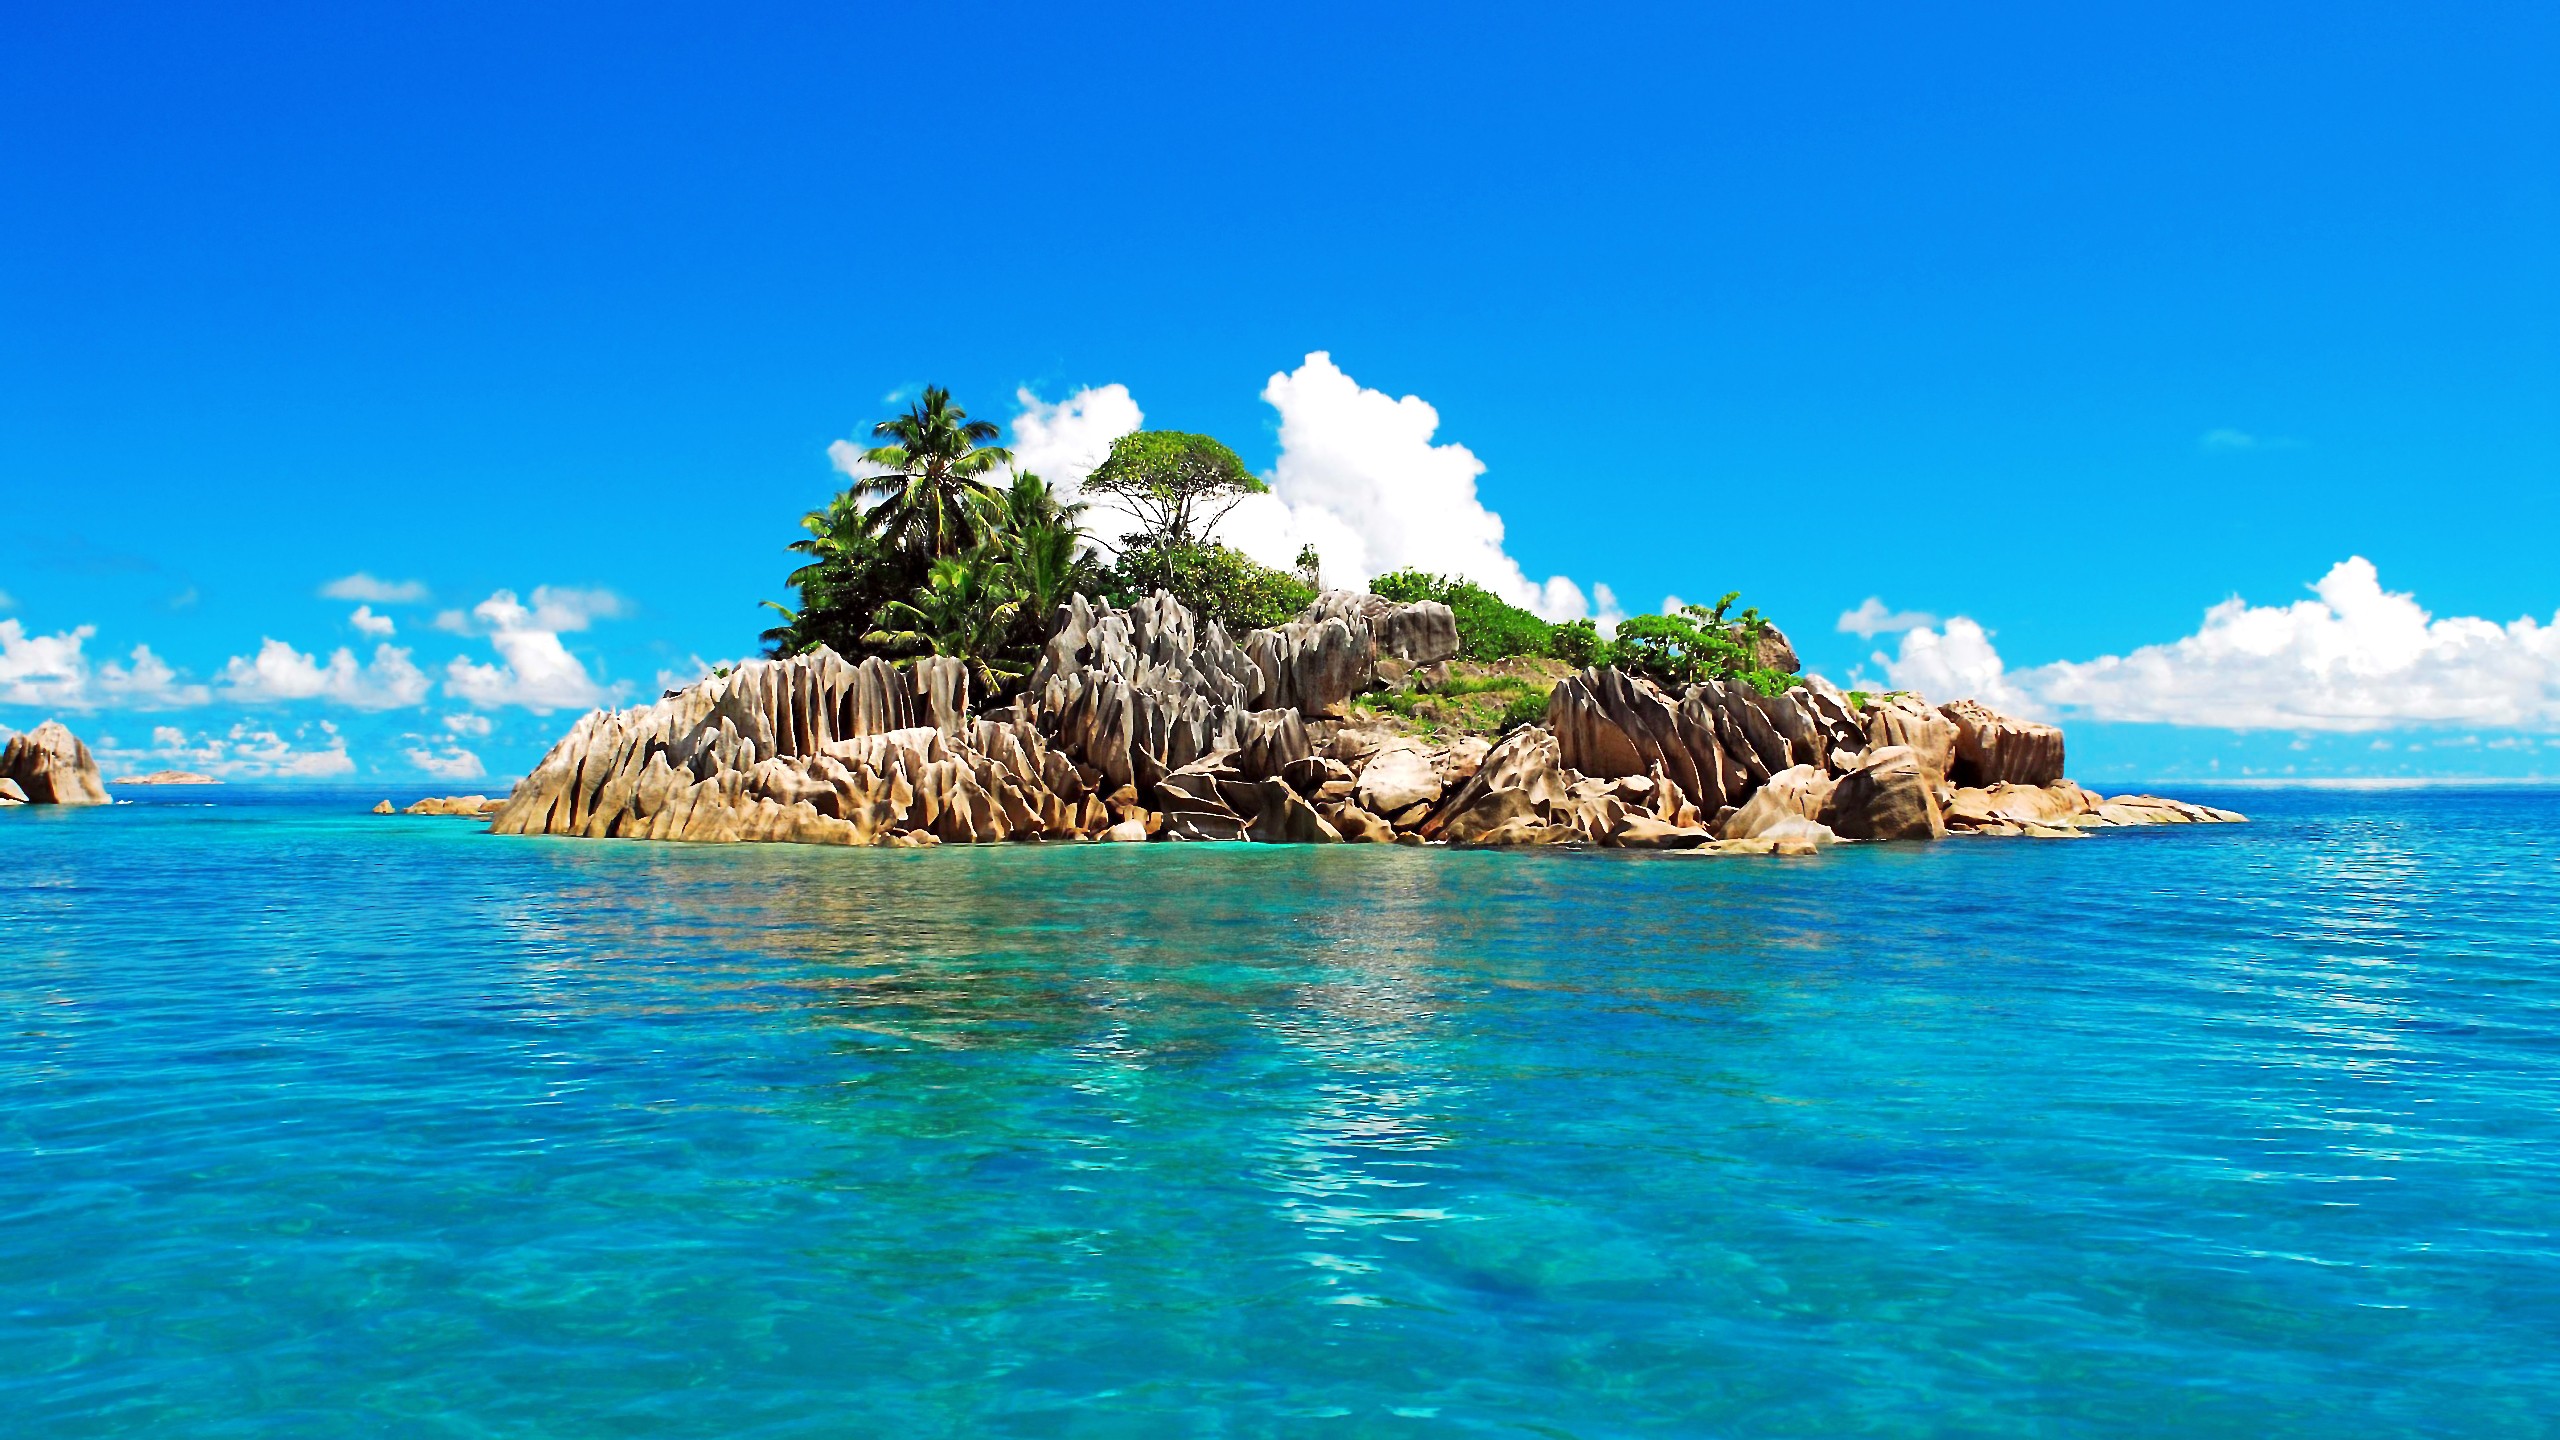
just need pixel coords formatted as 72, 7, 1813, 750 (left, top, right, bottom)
996, 468, 1086, 534
864, 556, 1029, 695
760, 491, 900, 655
855, 387, 1013, 558
1004, 521, 1099, 635
987, 471, 1097, 627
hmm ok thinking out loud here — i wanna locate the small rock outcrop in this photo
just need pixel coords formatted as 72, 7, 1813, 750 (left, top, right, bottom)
1941, 699, 2065, 787
486, 588, 2242, 852
1, 720, 111, 806
115, 769, 220, 785
404, 795, 498, 817
1827, 745, 1948, 841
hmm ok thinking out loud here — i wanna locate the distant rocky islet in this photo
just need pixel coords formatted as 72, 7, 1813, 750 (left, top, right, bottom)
481, 589, 2240, 852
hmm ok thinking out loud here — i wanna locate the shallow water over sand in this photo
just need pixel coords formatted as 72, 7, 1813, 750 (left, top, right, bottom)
6, 787, 2558, 1435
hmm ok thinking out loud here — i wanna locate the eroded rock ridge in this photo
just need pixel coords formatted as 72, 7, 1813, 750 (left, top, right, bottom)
489, 590, 2239, 850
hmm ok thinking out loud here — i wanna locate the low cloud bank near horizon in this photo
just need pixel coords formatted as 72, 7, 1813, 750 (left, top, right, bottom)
1858, 557, 2560, 733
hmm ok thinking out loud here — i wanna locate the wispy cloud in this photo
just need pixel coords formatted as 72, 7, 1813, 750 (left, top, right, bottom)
2199, 428, 2301, 453
98, 645, 211, 708
320, 573, 430, 604
404, 742, 486, 780
110, 720, 356, 778
1837, 597, 1941, 639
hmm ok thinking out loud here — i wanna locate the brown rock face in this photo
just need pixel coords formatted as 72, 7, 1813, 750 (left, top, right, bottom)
403, 795, 496, 817
1940, 699, 2065, 787
1863, 698, 1957, 783
1354, 746, 1441, 816
1, 720, 110, 805
1246, 779, 1342, 844
1826, 745, 1948, 841
1293, 591, 1461, 667
1245, 615, 1372, 719
1721, 764, 1835, 841
1751, 623, 1800, 676
1547, 667, 1716, 805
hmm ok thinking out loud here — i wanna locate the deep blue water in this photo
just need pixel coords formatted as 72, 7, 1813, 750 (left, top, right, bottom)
5, 786, 2558, 1437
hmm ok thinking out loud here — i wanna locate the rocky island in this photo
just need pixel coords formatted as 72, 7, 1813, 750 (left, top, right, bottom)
490, 589, 2239, 851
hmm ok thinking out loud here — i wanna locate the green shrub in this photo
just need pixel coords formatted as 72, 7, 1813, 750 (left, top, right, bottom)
1369, 568, 1443, 605
1496, 690, 1550, 733
1368, 567, 1555, 661
1104, 541, 1314, 636
1547, 618, 1609, 669
1611, 599, 1799, 697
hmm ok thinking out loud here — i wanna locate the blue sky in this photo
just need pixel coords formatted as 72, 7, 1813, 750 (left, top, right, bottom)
4, 1, 2555, 784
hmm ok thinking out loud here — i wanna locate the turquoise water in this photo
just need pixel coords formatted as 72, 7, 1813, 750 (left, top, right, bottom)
5, 788, 2558, 1436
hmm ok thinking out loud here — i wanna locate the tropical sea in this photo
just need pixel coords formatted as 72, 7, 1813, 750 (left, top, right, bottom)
5, 786, 2557, 1437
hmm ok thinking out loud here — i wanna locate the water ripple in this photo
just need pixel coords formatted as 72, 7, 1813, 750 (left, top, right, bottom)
3, 786, 2558, 1435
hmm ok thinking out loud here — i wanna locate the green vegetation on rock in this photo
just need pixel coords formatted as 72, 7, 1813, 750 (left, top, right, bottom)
1369, 569, 1555, 661
759, 387, 1804, 710
1100, 541, 1315, 637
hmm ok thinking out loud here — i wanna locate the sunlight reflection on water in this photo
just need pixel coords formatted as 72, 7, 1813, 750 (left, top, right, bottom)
4, 788, 2559, 1435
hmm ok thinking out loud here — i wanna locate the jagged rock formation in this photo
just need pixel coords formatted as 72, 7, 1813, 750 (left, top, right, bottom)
1298, 591, 1461, 679
487, 588, 2241, 851
1, 720, 111, 806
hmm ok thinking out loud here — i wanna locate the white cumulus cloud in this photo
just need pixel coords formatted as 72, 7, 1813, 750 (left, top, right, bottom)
1005, 356, 1612, 623
320, 573, 430, 604
1838, 597, 1941, 639
1869, 557, 2560, 731
1, 619, 98, 708
442, 712, 492, 737
349, 605, 396, 637
444, 586, 624, 712
1243, 353, 1602, 620
1870, 617, 2031, 712
1008, 383, 1143, 493
220, 639, 430, 710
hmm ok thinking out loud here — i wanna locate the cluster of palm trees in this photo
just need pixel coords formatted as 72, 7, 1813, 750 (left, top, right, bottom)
761, 387, 1101, 694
